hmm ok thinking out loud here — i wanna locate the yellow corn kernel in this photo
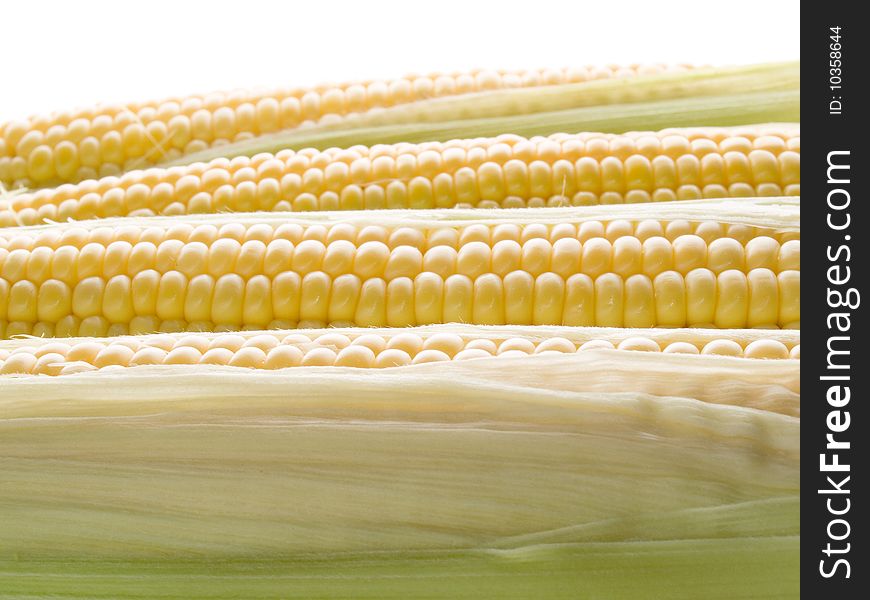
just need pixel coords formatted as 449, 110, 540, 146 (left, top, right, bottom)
2, 126, 799, 224
0, 326, 800, 376
1, 65, 684, 188
0, 208, 798, 336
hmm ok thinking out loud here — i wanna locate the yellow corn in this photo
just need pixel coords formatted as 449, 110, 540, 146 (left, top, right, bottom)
0, 61, 800, 599
0, 330, 799, 595
0, 65, 688, 189
0, 201, 799, 337
0, 325, 800, 376
0, 126, 800, 226
157, 63, 799, 169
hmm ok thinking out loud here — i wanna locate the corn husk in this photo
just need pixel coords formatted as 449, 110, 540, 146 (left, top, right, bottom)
1, 329, 798, 597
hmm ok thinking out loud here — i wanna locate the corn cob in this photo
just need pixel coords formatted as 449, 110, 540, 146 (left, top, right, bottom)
0, 324, 800, 374
0, 65, 690, 189
184, 89, 798, 169
0, 340, 799, 596
0, 63, 799, 190
0, 125, 800, 226
0, 325, 801, 418
0, 200, 799, 337
165, 62, 799, 168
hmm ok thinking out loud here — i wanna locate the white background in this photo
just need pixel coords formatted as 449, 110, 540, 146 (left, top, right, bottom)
2, 0, 799, 120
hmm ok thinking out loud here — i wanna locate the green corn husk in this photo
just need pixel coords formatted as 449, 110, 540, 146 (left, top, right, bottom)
162, 62, 799, 166
0, 342, 798, 598
0, 537, 798, 599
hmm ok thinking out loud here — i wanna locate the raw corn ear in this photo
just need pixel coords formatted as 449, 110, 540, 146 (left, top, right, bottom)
0, 339, 799, 597
164, 62, 799, 168
0, 323, 800, 416
0, 64, 695, 189
0, 322, 800, 377
0, 125, 800, 225
167, 90, 798, 169
0, 63, 799, 190
0, 199, 799, 337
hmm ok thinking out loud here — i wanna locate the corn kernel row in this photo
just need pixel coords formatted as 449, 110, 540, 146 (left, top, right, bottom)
0, 228, 799, 282
1, 65, 688, 188
0, 196, 802, 337
0, 216, 797, 253
2, 127, 799, 224
0, 328, 799, 376
0, 263, 800, 337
